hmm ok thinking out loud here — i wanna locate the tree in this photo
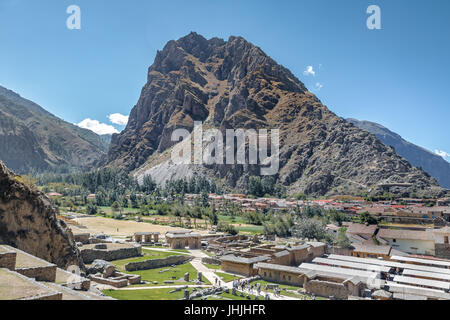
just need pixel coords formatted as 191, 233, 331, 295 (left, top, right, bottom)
111, 201, 121, 213
86, 202, 98, 215
291, 218, 326, 240
357, 212, 378, 225
217, 221, 238, 235
201, 192, 210, 208
294, 192, 307, 200
142, 175, 157, 194
208, 206, 218, 227
130, 193, 139, 208
336, 227, 351, 249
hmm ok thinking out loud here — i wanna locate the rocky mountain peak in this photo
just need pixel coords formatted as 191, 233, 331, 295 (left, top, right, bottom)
106, 33, 444, 197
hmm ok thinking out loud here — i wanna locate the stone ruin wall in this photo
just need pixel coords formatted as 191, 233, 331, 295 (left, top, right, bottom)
0, 251, 16, 270
435, 244, 450, 259
201, 257, 221, 265
304, 280, 349, 300
81, 245, 141, 264
125, 255, 192, 272
16, 265, 57, 282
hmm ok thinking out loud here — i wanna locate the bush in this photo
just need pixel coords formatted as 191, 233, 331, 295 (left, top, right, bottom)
217, 221, 238, 235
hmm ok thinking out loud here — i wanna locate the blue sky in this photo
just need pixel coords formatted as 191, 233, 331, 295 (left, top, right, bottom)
0, 0, 449, 161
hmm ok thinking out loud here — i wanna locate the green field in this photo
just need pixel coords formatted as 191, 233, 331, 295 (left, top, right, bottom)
214, 272, 242, 283
236, 225, 264, 234
201, 250, 215, 257
111, 249, 182, 271
112, 261, 211, 287
103, 288, 186, 300
102, 288, 258, 301
204, 263, 221, 270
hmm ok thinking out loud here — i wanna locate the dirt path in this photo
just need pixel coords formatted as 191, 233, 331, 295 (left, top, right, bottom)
71, 216, 211, 238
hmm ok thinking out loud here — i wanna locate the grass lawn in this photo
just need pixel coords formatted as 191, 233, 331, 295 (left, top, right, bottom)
111, 249, 182, 271
103, 288, 258, 301
251, 279, 300, 292
201, 250, 215, 257
200, 292, 259, 301
115, 262, 211, 287
102, 288, 186, 300
235, 225, 264, 235
215, 272, 242, 283
204, 263, 221, 270
170, 249, 190, 253
218, 215, 247, 224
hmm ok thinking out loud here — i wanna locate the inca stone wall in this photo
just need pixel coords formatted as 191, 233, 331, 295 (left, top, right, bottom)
125, 255, 192, 271
304, 280, 349, 300
0, 250, 16, 270
81, 245, 141, 264
16, 265, 57, 282
201, 257, 221, 265
435, 244, 450, 259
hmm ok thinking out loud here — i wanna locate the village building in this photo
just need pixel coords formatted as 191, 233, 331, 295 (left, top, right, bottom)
254, 262, 305, 286
433, 227, 450, 259
220, 254, 271, 276
345, 223, 378, 241
350, 243, 392, 260
377, 228, 436, 256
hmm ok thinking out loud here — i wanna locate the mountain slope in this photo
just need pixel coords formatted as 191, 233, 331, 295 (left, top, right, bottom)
106, 32, 444, 197
0, 85, 108, 173
0, 161, 82, 269
347, 118, 450, 189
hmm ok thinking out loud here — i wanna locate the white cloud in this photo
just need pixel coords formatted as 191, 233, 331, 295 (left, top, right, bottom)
314, 82, 323, 91
77, 118, 119, 135
108, 113, 129, 126
435, 150, 450, 160
303, 66, 316, 76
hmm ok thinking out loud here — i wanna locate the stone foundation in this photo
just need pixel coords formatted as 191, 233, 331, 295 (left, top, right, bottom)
0, 248, 16, 270
16, 265, 57, 282
435, 244, 450, 259
81, 243, 141, 264
304, 280, 349, 300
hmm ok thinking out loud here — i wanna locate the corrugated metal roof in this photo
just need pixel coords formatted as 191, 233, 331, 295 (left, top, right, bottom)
220, 254, 271, 264
402, 269, 450, 281
386, 282, 450, 300
328, 254, 450, 275
393, 275, 450, 291
313, 257, 391, 273
391, 255, 450, 268
254, 263, 307, 274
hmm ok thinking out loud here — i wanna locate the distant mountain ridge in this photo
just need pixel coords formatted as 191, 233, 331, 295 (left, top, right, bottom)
0, 85, 108, 173
347, 118, 450, 189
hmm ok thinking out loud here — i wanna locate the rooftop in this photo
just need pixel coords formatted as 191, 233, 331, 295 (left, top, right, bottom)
378, 229, 434, 241
351, 243, 392, 256
220, 254, 271, 265
346, 223, 378, 236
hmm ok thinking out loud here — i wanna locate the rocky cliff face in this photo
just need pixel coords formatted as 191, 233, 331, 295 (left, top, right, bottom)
106, 32, 444, 197
348, 119, 450, 190
0, 86, 108, 174
0, 161, 82, 269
